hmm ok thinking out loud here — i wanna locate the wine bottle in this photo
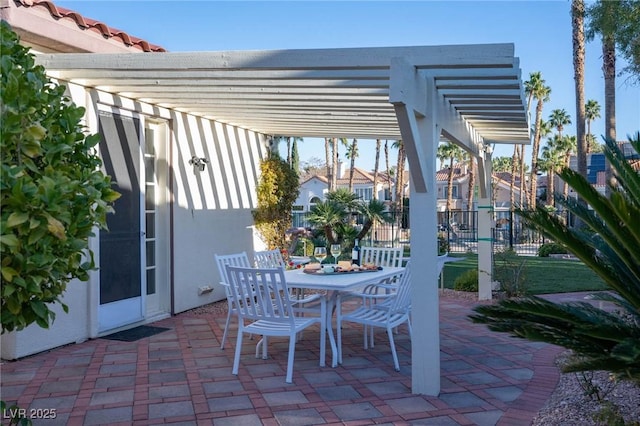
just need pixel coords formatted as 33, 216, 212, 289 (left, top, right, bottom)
351, 238, 361, 266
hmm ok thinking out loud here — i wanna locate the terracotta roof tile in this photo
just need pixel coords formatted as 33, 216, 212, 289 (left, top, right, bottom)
16, 0, 166, 52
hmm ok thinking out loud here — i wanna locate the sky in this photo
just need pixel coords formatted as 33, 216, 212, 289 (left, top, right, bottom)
55, 0, 640, 171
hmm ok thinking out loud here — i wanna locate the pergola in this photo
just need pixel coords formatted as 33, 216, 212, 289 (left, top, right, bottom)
36, 43, 530, 395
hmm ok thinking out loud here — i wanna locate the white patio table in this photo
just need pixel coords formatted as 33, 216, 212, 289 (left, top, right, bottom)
284, 266, 406, 368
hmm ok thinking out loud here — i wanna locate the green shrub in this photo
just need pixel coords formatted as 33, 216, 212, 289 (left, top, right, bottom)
1, 22, 119, 333
453, 269, 478, 292
538, 242, 568, 257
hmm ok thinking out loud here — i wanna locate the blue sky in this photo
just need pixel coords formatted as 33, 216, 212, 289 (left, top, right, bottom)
56, 0, 639, 170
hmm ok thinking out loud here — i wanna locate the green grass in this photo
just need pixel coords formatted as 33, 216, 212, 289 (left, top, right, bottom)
441, 254, 608, 295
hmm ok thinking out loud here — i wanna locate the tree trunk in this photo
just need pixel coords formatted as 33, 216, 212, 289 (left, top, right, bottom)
324, 138, 331, 190
373, 139, 381, 200
510, 145, 518, 211
446, 158, 455, 211
573, 0, 587, 180
332, 137, 339, 190
603, 36, 616, 193
348, 138, 357, 192
385, 140, 392, 202
529, 100, 545, 209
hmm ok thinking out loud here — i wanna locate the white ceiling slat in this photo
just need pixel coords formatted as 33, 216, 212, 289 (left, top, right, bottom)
35, 43, 530, 145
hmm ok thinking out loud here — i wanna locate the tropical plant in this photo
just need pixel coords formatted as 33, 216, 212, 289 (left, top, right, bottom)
470, 133, 640, 383
253, 153, 300, 250
539, 136, 564, 207
307, 189, 392, 248
585, 100, 601, 154
346, 138, 359, 192
549, 109, 572, 139
0, 21, 120, 333
526, 73, 552, 209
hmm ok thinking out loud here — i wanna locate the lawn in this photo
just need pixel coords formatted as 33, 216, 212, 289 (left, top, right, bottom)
440, 254, 608, 295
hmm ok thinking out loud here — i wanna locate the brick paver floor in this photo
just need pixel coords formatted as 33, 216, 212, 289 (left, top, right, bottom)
1, 294, 567, 425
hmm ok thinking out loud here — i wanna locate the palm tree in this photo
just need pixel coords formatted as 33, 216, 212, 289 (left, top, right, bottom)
471, 133, 640, 383
492, 156, 512, 172
572, 0, 588, 182
331, 138, 341, 190
393, 140, 406, 213
373, 139, 381, 200
585, 99, 601, 154
524, 72, 551, 210
355, 198, 393, 242
539, 136, 564, 207
437, 142, 465, 211
384, 140, 392, 202
346, 138, 359, 192
466, 153, 476, 215
324, 137, 332, 190
549, 109, 572, 139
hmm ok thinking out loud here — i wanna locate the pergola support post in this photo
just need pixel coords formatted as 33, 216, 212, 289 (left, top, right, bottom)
477, 150, 494, 300
390, 59, 440, 396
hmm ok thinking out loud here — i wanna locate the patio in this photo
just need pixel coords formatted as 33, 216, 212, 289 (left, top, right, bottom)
1, 294, 563, 426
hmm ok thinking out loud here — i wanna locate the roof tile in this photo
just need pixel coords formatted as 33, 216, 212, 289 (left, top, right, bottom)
16, 0, 166, 52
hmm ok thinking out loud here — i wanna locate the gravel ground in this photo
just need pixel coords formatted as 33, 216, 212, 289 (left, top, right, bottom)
189, 291, 640, 425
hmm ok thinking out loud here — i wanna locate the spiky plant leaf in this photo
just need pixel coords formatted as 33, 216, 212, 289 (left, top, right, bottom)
471, 133, 640, 383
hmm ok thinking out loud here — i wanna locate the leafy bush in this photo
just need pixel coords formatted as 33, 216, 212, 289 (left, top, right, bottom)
0, 22, 119, 333
252, 153, 299, 251
453, 269, 478, 292
538, 242, 568, 257
471, 133, 640, 383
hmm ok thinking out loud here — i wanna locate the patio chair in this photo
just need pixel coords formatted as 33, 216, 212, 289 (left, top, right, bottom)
254, 248, 317, 303
226, 265, 327, 383
254, 248, 287, 269
336, 262, 412, 371
214, 252, 252, 350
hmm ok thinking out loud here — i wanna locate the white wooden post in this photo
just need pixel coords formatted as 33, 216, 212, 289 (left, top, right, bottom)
477, 149, 494, 300
390, 60, 440, 395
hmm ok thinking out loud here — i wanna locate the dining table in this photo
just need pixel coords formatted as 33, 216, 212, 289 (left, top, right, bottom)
284, 266, 406, 368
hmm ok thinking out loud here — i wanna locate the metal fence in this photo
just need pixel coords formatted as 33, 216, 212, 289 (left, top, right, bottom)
292, 209, 556, 256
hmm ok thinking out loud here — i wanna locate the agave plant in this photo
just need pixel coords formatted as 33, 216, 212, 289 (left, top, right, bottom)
470, 133, 640, 382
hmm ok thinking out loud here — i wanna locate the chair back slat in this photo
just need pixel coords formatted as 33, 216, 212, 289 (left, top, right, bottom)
214, 252, 252, 297
389, 262, 412, 314
226, 266, 294, 324
254, 249, 287, 269
360, 247, 403, 267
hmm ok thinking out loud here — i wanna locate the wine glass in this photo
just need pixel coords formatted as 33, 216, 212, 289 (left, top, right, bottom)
313, 247, 327, 264
330, 244, 341, 263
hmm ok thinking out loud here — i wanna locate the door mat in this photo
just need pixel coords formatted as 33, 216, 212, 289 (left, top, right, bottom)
101, 325, 170, 342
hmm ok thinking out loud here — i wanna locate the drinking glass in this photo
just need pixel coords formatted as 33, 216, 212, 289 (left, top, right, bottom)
330, 244, 341, 263
313, 247, 327, 263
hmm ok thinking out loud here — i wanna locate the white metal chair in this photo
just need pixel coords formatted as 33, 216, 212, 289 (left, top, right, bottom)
336, 262, 412, 371
254, 249, 287, 269
226, 265, 327, 383
214, 252, 252, 350
359, 246, 404, 269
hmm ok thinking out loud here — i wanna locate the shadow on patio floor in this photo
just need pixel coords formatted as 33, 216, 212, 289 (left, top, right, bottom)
1, 295, 565, 425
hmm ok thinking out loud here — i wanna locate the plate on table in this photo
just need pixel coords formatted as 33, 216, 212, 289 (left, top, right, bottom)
303, 266, 382, 275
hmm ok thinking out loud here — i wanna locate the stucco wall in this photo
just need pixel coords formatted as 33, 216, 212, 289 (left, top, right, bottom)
1, 84, 268, 359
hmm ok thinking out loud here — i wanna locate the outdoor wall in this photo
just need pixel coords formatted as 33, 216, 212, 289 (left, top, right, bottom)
0, 279, 90, 360
1, 83, 268, 359
171, 118, 268, 313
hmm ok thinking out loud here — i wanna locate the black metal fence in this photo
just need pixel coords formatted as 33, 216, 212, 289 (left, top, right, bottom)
292, 209, 557, 256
